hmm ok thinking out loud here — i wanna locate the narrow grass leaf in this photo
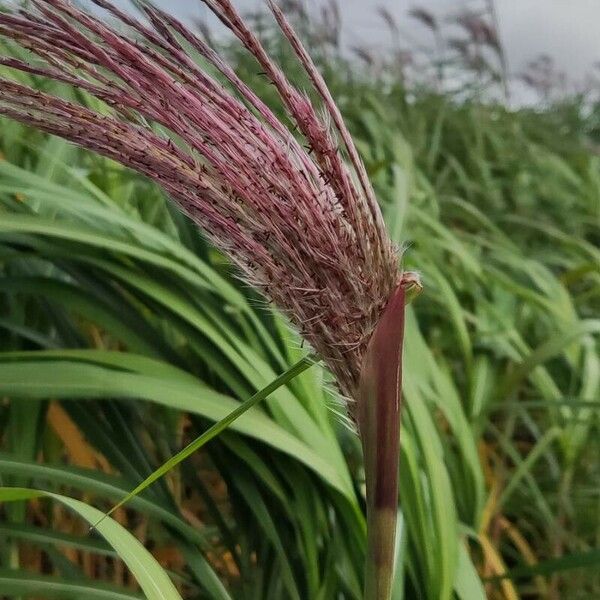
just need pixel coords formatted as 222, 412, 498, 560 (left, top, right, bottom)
93, 354, 317, 527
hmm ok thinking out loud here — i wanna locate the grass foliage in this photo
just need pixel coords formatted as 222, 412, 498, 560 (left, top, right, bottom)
0, 20, 599, 600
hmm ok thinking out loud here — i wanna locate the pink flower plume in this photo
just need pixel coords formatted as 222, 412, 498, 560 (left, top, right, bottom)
0, 0, 401, 402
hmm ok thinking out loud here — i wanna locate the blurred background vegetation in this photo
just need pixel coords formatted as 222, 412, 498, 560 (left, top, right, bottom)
0, 1, 598, 598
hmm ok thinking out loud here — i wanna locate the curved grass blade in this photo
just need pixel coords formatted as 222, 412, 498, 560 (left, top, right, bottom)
0, 487, 182, 600
92, 354, 317, 529
0, 571, 142, 600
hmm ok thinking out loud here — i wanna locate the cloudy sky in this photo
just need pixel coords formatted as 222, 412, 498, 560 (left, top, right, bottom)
110, 0, 599, 86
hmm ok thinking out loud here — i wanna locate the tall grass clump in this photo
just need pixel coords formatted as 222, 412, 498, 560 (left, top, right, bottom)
0, 1, 598, 599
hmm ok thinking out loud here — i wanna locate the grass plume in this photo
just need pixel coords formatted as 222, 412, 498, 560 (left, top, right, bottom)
0, 0, 403, 402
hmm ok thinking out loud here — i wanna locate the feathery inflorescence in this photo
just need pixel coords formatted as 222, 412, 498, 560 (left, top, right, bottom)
0, 0, 401, 402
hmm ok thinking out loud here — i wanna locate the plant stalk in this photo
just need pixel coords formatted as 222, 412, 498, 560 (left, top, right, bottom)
358, 284, 408, 600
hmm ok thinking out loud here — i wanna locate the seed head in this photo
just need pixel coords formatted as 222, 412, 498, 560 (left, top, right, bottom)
0, 0, 403, 402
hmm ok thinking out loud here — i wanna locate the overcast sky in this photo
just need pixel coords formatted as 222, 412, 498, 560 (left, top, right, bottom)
111, 0, 599, 87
